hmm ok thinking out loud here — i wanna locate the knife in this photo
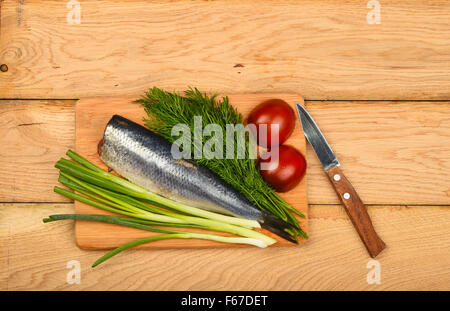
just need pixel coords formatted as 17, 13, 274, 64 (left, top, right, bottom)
296, 103, 386, 258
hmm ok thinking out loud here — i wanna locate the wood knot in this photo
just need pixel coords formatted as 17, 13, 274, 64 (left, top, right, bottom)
0, 64, 8, 72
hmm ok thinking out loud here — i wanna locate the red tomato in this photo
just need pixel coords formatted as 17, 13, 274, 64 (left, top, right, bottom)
258, 145, 307, 192
246, 99, 295, 148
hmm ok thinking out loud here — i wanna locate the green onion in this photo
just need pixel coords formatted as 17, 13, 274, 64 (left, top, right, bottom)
44, 214, 268, 267
55, 172, 275, 244
46, 150, 279, 267
58, 151, 261, 229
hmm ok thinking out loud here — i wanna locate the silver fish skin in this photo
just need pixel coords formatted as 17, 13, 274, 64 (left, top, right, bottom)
98, 115, 297, 243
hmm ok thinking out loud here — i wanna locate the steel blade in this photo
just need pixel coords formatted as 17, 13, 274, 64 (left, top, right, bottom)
296, 103, 340, 170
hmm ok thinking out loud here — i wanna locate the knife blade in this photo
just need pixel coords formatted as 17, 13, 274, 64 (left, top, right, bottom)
296, 103, 386, 258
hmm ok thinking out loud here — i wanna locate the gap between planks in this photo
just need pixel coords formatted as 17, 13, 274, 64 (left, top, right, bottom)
2, 202, 448, 215
3, 98, 450, 102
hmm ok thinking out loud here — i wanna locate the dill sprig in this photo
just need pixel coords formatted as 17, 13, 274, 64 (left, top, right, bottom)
135, 87, 307, 239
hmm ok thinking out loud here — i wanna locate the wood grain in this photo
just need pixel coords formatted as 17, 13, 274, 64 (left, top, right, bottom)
306, 101, 450, 205
1, 203, 449, 290
74, 94, 308, 248
1, 0, 450, 99
1, 0, 449, 292
1, 100, 450, 205
0, 100, 75, 202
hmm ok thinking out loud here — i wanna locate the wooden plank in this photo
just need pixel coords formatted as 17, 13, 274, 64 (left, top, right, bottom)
306, 101, 450, 205
1, 100, 449, 205
1, 203, 449, 290
0, 100, 75, 202
1, 0, 449, 99
74, 94, 308, 248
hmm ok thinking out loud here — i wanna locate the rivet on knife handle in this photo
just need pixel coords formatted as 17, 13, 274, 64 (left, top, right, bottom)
326, 166, 386, 257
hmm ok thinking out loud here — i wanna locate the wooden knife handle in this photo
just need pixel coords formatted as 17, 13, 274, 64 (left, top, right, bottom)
326, 166, 386, 257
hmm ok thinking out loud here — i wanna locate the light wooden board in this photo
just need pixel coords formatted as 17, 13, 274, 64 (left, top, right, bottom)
1, 0, 450, 100
75, 94, 308, 248
2, 100, 450, 205
1, 203, 449, 291
306, 101, 450, 205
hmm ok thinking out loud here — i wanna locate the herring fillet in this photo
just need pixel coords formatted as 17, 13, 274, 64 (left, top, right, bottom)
98, 115, 297, 243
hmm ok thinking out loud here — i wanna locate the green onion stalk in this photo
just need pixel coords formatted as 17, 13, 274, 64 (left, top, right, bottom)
44, 214, 268, 267
59, 150, 259, 229
45, 150, 277, 267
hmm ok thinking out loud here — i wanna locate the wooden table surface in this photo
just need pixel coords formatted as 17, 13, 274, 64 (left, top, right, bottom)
1, 0, 449, 291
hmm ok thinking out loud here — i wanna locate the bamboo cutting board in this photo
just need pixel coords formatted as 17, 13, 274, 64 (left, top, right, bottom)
75, 94, 308, 249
